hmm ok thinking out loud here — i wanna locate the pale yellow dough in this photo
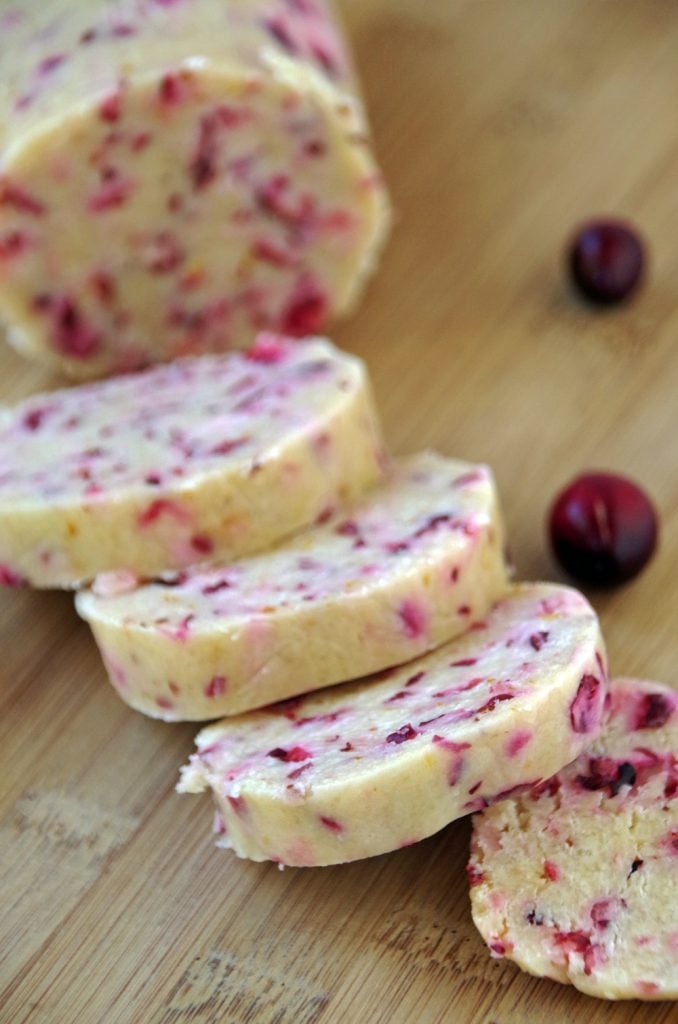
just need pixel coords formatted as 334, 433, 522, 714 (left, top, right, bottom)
0, 0, 390, 378
77, 452, 509, 720
178, 583, 608, 866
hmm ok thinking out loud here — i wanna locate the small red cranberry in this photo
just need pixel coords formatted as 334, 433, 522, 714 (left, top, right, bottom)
568, 219, 645, 304
549, 472, 658, 586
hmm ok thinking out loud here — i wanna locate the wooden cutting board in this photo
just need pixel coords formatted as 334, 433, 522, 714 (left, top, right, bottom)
1, 2, 676, 1021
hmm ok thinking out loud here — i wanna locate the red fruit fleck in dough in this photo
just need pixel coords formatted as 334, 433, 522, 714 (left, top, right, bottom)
399, 599, 427, 639
282, 280, 329, 336
633, 691, 673, 730
0, 564, 26, 588
204, 676, 227, 699
48, 297, 102, 359
267, 745, 312, 763
570, 674, 604, 734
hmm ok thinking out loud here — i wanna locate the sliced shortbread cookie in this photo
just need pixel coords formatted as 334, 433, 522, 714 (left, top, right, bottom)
178, 583, 607, 866
0, 336, 383, 587
469, 678, 677, 1000
77, 452, 509, 720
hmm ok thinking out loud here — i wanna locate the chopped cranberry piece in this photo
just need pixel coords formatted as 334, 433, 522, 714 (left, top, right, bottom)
190, 534, 213, 555
227, 794, 246, 817
633, 691, 674, 730
204, 676, 226, 699
591, 897, 626, 929
263, 16, 297, 53
405, 671, 425, 687
304, 140, 326, 158
398, 599, 427, 638
89, 271, 116, 306
553, 929, 591, 956
22, 407, 49, 431
311, 43, 339, 78
413, 514, 452, 538
246, 334, 289, 363
569, 674, 602, 733
252, 237, 296, 268
568, 219, 645, 304
319, 815, 342, 832
38, 54, 66, 76
267, 745, 312, 763
0, 180, 46, 216
138, 498, 185, 527
475, 693, 514, 716
190, 112, 220, 190
158, 71, 191, 105
386, 724, 417, 744
466, 864, 485, 887
543, 860, 559, 881
529, 631, 549, 651
99, 91, 122, 123
46, 298, 101, 358
549, 471, 658, 586
0, 565, 26, 588
0, 230, 28, 259
88, 175, 133, 212
281, 282, 329, 336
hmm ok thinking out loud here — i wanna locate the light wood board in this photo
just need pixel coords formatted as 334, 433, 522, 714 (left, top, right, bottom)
1, 2, 677, 1021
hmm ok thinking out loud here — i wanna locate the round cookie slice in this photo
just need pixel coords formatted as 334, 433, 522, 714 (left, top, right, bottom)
178, 583, 607, 866
469, 677, 677, 1000
77, 452, 509, 720
0, 335, 384, 587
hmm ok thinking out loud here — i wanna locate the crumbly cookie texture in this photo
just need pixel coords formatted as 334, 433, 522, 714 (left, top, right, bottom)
469, 677, 677, 1000
178, 582, 607, 866
77, 452, 509, 720
0, 335, 384, 587
0, 0, 390, 378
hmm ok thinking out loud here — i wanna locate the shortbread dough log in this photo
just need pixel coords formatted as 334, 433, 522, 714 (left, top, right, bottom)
469, 678, 678, 1000
77, 453, 509, 720
0, 0, 390, 379
178, 583, 608, 866
0, 336, 383, 587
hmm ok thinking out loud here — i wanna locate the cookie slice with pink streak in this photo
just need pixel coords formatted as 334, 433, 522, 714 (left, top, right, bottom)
0, 335, 383, 587
469, 677, 677, 1000
178, 582, 607, 866
77, 451, 509, 721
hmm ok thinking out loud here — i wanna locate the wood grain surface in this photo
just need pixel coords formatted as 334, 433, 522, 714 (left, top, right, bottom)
1, 1, 677, 1021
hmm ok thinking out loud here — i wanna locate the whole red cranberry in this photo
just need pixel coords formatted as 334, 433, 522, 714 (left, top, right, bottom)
549, 472, 658, 586
568, 220, 645, 304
